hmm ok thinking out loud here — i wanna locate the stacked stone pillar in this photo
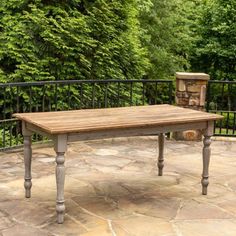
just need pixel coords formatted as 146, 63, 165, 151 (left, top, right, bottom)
173, 72, 210, 141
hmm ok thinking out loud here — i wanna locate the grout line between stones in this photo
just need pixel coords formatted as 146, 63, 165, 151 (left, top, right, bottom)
66, 213, 90, 231
171, 222, 184, 236
107, 219, 117, 236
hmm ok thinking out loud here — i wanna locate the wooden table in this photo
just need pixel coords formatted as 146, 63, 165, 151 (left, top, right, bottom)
13, 105, 223, 223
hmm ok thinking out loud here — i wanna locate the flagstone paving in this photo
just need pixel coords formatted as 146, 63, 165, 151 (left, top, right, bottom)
0, 136, 236, 236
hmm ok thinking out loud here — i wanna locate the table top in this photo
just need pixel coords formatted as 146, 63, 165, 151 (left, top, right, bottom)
13, 105, 223, 134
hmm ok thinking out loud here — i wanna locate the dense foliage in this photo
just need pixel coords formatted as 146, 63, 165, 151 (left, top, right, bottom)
0, 0, 148, 82
138, 0, 196, 80
1, 0, 235, 82
190, 0, 236, 81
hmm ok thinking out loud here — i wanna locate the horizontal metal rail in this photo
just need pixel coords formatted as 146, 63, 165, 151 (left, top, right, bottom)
0, 79, 173, 87
0, 118, 18, 123
208, 80, 236, 84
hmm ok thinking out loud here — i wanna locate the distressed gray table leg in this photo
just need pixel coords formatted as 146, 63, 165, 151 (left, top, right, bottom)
158, 133, 165, 176
54, 134, 67, 224
22, 122, 33, 198
201, 121, 214, 195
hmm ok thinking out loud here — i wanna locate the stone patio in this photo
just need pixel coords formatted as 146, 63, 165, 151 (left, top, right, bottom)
0, 136, 236, 236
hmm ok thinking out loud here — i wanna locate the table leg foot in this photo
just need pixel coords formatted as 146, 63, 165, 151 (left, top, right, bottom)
201, 177, 209, 195
24, 180, 32, 198
24, 135, 32, 198
158, 133, 165, 176
56, 202, 65, 224
201, 135, 211, 195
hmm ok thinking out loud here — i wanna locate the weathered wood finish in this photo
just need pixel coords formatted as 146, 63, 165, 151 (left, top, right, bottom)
54, 135, 67, 224
158, 133, 165, 176
13, 105, 222, 135
14, 105, 223, 224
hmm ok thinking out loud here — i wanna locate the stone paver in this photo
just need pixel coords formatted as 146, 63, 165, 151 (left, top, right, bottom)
0, 137, 236, 235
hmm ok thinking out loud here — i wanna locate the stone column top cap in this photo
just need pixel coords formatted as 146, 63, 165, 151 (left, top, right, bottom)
176, 72, 210, 81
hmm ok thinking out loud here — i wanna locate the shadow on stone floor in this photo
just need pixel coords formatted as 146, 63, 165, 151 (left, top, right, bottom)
0, 136, 236, 236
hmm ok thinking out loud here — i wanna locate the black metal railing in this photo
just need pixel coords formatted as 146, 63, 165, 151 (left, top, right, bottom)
1, 78, 235, 151
206, 80, 236, 137
0, 79, 174, 150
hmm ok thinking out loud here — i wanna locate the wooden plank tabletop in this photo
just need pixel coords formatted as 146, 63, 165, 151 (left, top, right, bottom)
13, 105, 223, 134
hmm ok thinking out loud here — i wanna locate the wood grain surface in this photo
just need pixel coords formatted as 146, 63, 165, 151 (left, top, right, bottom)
13, 105, 223, 134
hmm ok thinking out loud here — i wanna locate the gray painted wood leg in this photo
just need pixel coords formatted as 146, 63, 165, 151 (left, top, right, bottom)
201, 121, 214, 195
22, 122, 33, 198
54, 135, 67, 224
158, 133, 165, 176
24, 135, 32, 198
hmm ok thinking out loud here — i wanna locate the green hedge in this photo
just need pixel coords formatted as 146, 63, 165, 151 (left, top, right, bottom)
0, 0, 149, 82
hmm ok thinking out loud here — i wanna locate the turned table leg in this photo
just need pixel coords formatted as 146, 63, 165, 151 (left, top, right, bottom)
158, 133, 165, 176
22, 122, 33, 198
201, 121, 214, 195
24, 135, 32, 198
54, 135, 67, 224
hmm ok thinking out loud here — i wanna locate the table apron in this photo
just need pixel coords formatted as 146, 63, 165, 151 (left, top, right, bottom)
67, 121, 208, 142
26, 123, 53, 139
25, 121, 209, 142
